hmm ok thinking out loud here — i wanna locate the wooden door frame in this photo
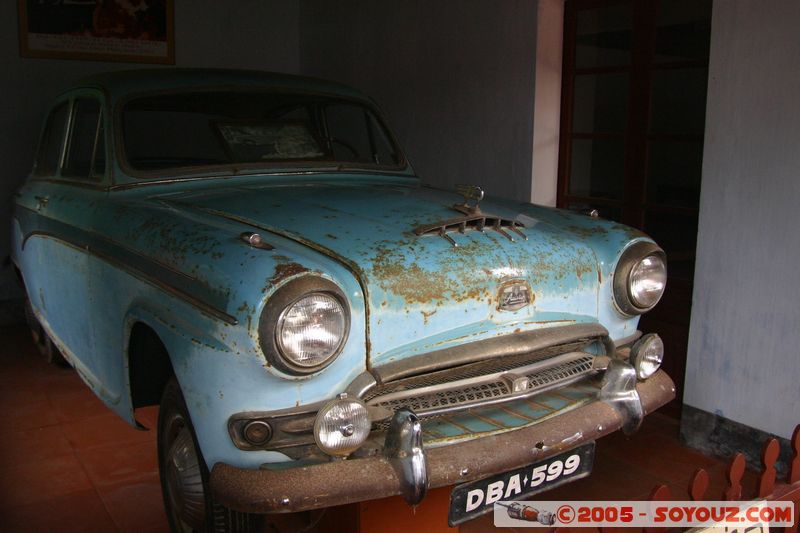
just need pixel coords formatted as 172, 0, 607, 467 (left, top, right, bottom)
557, 0, 708, 233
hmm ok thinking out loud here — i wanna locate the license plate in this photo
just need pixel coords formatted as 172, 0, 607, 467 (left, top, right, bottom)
448, 442, 595, 526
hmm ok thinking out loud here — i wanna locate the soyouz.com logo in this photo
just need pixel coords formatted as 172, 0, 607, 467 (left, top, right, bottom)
494, 500, 794, 528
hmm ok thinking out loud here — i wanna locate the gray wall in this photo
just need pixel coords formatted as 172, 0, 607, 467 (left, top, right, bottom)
298, 0, 538, 201
0, 0, 299, 300
684, 0, 800, 440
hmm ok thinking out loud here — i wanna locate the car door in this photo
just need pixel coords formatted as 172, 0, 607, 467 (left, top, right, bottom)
15, 90, 117, 403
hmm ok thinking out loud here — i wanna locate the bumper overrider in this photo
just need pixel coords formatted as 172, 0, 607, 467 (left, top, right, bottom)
210, 359, 675, 514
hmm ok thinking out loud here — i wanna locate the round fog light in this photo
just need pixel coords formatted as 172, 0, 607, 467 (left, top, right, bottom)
631, 333, 664, 380
243, 420, 272, 446
314, 396, 371, 456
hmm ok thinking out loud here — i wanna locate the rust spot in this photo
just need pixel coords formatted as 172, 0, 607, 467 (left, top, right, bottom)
575, 262, 592, 278
269, 262, 308, 285
421, 309, 437, 324
564, 225, 608, 238
369, 241, 493, 304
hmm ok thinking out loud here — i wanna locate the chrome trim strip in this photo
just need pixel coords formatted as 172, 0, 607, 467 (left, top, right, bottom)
370, 351, 589, 406
107, 169, 418, 191
372, 323, 608, 383
345, 372, 378, 398
25, 231, 237, 325
369, 354, 598, 420
27, 178, 109, 192
16, 203, 237, 326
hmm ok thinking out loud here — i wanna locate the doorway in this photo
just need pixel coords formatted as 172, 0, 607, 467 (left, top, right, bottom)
557, 0, 712, 415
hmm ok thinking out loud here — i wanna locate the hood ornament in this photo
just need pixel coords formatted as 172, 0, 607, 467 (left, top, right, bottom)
454, 184, 484, 214
412, 185, 527, 247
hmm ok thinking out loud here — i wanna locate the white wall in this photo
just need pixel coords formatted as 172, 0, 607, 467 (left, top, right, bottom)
0, 0, 299, 300
531, 0, 563, 207
684, 0, 800, 440
298, 0, 539, 202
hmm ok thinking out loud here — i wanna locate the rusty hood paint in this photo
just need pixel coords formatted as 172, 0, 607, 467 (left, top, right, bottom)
157, 177, 616, 366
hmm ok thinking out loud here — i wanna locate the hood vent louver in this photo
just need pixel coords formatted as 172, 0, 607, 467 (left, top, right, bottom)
414, 214, 527, 247
413, 185, 528, 247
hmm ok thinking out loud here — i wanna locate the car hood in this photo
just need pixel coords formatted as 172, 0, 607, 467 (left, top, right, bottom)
161, 179, 602, 366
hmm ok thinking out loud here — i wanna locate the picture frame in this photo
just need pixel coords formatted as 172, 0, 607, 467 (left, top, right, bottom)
18, 0, 175, 65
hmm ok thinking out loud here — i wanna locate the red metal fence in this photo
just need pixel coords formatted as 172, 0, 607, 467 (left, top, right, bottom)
554, 424, 800, 532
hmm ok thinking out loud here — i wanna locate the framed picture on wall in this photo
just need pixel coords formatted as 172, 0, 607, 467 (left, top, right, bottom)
18, 0, 175, 64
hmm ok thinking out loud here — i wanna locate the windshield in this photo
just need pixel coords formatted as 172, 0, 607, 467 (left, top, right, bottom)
121, 91, 403, 174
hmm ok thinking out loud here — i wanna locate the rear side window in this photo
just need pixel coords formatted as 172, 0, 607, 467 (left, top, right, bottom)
35, 102, 69, 177
63, 99, 105, 180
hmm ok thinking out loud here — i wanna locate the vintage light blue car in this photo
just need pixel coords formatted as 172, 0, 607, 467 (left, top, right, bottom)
12, 69, 675, 531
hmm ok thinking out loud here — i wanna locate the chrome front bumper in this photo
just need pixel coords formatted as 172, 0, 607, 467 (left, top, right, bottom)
210, 367, 675, 514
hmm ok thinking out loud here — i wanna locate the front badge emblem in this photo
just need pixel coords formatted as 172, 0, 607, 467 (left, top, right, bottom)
498, 281, 532, 312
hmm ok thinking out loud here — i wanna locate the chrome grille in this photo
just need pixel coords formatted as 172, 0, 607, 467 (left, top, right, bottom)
363, 338, 595, 402
528, 356, 594, 387
368, 353, 596, 422
382, 381, 511, 413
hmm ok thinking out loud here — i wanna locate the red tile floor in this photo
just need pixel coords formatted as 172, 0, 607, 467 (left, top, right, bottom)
0, 325, 754, 532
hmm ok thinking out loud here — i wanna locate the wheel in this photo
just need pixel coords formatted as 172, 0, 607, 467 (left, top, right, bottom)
25, 299, 68, 367
158, 378, 263, 533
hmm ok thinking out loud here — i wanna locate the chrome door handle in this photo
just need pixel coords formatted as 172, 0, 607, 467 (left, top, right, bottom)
35, 196, 49, 210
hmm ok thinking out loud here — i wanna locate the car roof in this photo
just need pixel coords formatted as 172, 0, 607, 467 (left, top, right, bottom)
68, 68, 369, 102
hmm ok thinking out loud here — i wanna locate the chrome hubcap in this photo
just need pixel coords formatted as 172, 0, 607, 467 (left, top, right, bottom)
165, 417, 206, 531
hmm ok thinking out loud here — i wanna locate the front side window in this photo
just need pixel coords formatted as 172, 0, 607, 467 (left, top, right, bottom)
324, 104, 397, 166
63, 98, 105, 180
35, 102, 70, 177
121, 91, 402, 175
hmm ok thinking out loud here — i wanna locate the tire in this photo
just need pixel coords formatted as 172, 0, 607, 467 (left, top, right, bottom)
158, 378, 263, 533
25, 299, 68, 367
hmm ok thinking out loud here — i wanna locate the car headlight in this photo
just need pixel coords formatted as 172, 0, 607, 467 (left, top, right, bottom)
259, 276, 350, 375
629, 255, 667, 308
613, 242, 667, 315
631, 333, 664, 380
314, 395, 371, 456
277, 292, 347, 368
